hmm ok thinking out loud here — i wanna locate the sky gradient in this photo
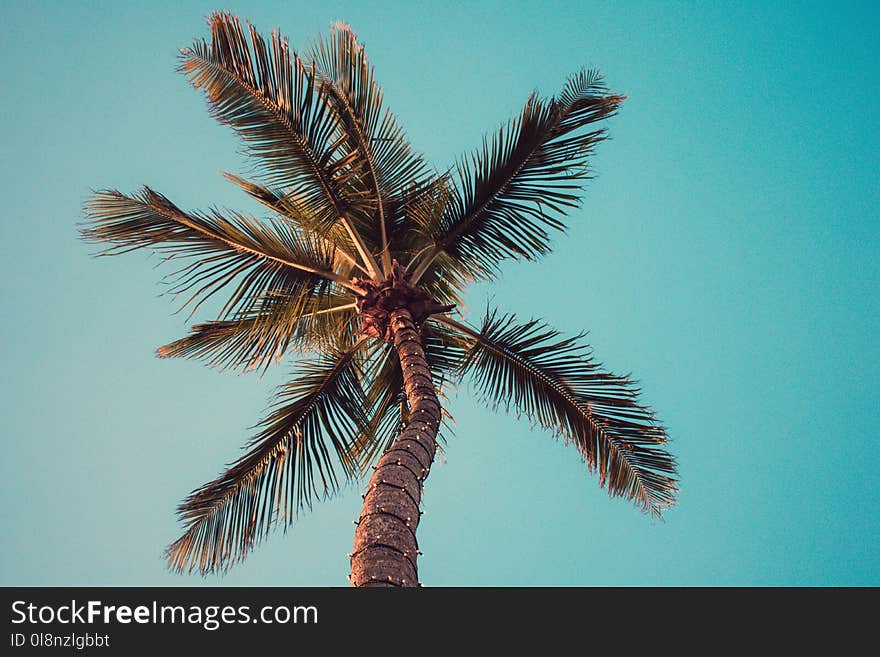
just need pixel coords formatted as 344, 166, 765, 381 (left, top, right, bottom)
1, 0, 877, 586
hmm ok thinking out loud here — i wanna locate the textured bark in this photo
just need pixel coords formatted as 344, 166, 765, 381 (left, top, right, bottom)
350, 308, 440, 587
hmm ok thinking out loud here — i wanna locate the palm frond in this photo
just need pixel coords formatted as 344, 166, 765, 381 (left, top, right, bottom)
157, 294, 358, 372
422, 318, 470, 378
397, 177, 471, 307
223, 171, 366, 276
166, 339, 370, 574
351, 343, 408, 469
411, 70, 624, 283
180, 12, 381, 276
307, 22, 430, 271
351, 322, 467, 470
81, 188, 349, 322
438, 311, 677, 515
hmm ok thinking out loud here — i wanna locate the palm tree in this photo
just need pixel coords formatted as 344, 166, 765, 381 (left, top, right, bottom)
81, 13, 678, 587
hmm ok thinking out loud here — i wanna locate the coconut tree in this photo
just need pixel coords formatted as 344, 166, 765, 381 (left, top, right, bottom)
81, 13, 678, 587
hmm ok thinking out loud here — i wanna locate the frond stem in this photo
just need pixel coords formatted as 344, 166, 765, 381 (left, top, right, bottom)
403, 243, 436, 274
408, 244, 442, 285
147, 198, 357, 291
186, 49, 381, 281
310, 66, 391, 275
342, 217, 382, 279
410, 95, 591, 286
312, 302, 357, 316
433, 314, 658, 510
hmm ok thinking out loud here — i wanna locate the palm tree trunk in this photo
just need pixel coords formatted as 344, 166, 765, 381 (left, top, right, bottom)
350, 308, 440, 587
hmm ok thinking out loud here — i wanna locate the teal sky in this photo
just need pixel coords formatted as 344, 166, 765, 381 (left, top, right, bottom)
2, 1, 877, 586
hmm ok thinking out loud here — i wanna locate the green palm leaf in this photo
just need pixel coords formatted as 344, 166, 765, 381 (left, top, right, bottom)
439, 310, 678, 515
307, 22, 431, 270
223, 171, 367, 277
81, 187, 349, 322
397, 177, 472, 307
157, 293, 358, 372
166, 340, 370, 574
411, 70, 624, 283
180, 12, 381, 276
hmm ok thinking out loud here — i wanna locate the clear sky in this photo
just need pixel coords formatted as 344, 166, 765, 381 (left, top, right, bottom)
1, 0, 877, 586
